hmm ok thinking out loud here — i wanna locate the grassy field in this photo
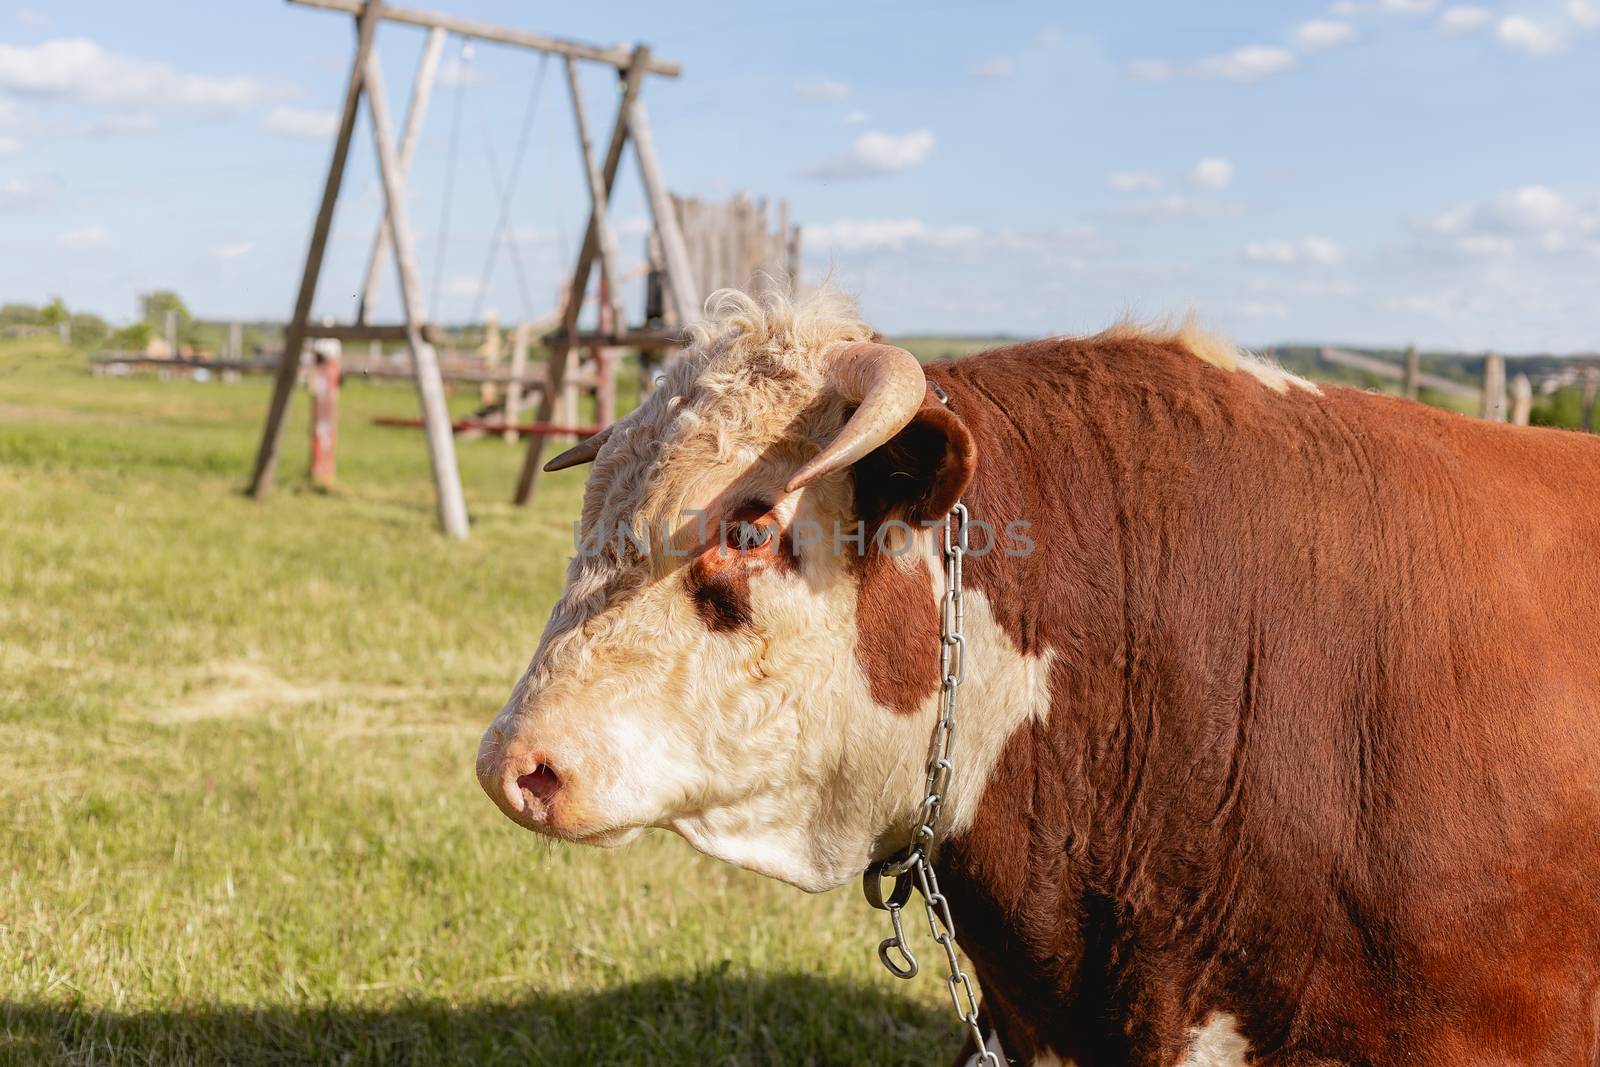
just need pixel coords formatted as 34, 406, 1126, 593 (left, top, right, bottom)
0, 338, 957, 1065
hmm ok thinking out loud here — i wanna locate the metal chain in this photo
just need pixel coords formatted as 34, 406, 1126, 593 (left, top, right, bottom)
862, 500, 1001, 1066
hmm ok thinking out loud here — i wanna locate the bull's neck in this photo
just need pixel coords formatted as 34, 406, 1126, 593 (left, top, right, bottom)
924, 355, 1262, 1063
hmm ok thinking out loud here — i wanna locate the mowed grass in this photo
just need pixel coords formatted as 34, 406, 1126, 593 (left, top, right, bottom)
0, 338, 956, 1065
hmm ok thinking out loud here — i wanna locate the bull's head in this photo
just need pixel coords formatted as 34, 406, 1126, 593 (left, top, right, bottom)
476, 288, 1034, 892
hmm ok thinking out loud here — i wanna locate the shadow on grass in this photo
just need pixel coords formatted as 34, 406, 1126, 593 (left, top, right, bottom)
2, 967, 958, 1066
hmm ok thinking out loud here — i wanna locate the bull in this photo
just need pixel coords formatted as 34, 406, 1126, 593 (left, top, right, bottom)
478, 287, 1600, 1066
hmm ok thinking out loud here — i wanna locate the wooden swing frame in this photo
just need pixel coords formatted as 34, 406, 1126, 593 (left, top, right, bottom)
246, 0, 696, 538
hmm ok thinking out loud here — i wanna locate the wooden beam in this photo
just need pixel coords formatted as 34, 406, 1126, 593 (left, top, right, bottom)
514, 48, 649, 506
564, 55, 625, 336
307, 322, 446, 343
1319, 346, 1480, 401
357, 25, 444, 324
286, 0, 681, 76
627, 91, 701, 331
541, 327, 682, 349
364, 46, 471, 538
248, 0, 381, 498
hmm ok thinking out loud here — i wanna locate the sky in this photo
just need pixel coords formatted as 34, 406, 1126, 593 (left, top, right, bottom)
0, 0, 1597, 351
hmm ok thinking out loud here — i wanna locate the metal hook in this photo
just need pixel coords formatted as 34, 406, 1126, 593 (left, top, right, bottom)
877, 904, 919, 979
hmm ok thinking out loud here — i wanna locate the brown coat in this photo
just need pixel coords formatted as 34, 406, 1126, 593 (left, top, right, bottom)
906, 335, 1600, 1065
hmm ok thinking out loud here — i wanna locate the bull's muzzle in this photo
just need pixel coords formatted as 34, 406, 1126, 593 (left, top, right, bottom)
476, 724, 564, 831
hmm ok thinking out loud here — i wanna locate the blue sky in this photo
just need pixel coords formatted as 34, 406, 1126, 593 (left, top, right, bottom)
1, 0, 1596, 350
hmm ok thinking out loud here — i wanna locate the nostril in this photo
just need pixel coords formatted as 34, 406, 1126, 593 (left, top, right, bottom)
517, 763, 561, 802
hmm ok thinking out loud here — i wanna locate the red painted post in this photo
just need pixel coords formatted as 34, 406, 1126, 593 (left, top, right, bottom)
309, 338, 341, 488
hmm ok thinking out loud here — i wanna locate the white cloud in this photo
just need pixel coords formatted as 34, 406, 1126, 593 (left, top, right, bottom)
1495, 16, 1566, 53
1130, 46, 1295, 83
1233, 300, 1289, 318
795, 79, 850, 100
0, 174, 51, 211
263, 106, 337, 139
15, 7, 46, 26
843, 110, 868, 125
807, 218, 982, 253
1107, 171, 1163, 192
57, 224, 110, 249
0, 134, 18, 154
1416, 185, 1600, 260
215, 241, 253, 258
446, 276, 483, 298
0, 37, 285, 111
1193, 45, 1298, 81
804, 129, 935, 180
1129, 59, 1176, 81
91, 111, 158, 135
1123, 195, 1244, 222
1572, 0, 1600, 28
1438, 6, 1493, 32
1245, 236, 1345, 265
971, 57, 1014, 79
1035, 27, 1064, 46
1331, 0, 1437, 13
1191, 157, 1235, 190
1296, 19, 1359, 48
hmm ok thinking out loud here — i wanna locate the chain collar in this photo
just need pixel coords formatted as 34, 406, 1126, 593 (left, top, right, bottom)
861, 380, 1000, 1067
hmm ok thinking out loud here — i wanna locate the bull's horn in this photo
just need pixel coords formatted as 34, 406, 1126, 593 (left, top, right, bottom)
543, 425, 616, 473
784, 341, 926, 493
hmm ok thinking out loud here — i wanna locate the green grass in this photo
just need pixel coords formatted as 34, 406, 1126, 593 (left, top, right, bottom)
0, 338, 955, 1065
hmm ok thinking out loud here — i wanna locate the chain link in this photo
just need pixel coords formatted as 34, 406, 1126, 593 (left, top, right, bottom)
862, 500, 1001, 1067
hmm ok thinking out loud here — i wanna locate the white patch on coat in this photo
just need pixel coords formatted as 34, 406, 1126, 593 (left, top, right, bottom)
1179, 1012, 1251, 1066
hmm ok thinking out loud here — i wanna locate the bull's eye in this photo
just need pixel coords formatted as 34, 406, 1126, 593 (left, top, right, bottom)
727, 520, 774, 552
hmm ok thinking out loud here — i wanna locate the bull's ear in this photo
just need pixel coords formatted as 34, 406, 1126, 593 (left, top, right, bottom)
851, 387, 976, 527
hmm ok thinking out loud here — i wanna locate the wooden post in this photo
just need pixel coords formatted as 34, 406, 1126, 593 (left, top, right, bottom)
357, 25, 445, 324
364, 48, 470, 538
626, 86, 700, 331
1583, 367, 1599, 433
1403, 343, 1420, 401
563, 54, 625, 334
480, 310, 502, 408
309, 339, 341, 487
504, 322, 529, 443
514, 48, 649, 505
1481, 353, 1507, 422
248, 0, 382, 498
1510, 374, 1533, 427
595, 276, 617, 427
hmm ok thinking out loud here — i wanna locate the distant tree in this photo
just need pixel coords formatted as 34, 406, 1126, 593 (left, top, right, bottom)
39, 296, 68, 327
70, 312, 110, 350
0, 302, 41, 327
1530, 386, 1586, 430
139, 290, 194, 344
109, 321, 154, 351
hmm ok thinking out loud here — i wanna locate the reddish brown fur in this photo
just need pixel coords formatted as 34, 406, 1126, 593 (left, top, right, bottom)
848, 335, 1600, 1066
850, 393, 977, 715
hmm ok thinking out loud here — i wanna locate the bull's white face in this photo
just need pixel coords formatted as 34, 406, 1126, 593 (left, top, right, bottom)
476, 290, 1047, 891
